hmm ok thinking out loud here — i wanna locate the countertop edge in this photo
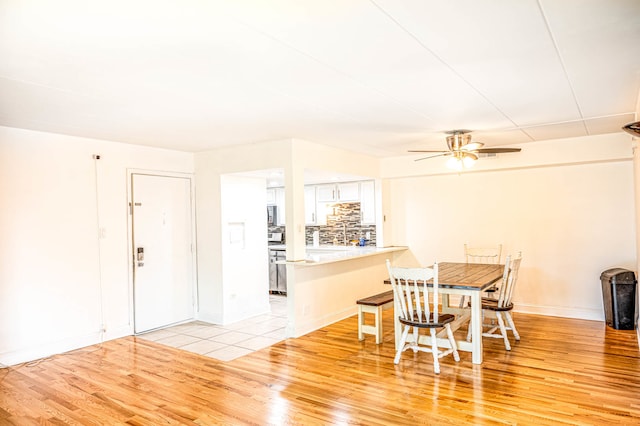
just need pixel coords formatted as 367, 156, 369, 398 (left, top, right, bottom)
285, 246, 409, 266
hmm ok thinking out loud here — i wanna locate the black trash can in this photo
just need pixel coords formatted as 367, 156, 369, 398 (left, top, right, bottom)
600, 268, 638, 330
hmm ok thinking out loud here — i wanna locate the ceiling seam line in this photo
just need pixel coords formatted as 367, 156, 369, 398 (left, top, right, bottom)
227, 15, 436, 123
536, 0, 588, 134
0, 75, 109, 101
497, 112, 637, 132
369, 0, 523, 133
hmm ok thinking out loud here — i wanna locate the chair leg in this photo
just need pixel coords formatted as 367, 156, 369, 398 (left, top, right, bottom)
504, 311, 520, 341
411, 327, 420, 352
394, 326, 410, 364
458, 295, 467, 308
430, 328, 440, 374
495, 312, 511, 351
445, 324, 460, 362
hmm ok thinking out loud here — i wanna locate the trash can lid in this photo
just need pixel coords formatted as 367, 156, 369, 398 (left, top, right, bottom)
600, 268, 637, 284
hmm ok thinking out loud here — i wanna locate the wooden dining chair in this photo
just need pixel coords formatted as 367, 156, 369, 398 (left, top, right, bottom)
468, 253, 522, 350
386, 259, 460, 374
464, 243, 503, 265
459, 243, 503, 307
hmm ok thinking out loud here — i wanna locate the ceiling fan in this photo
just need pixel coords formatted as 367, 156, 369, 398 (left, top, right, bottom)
409, 130, 522, 169
622, 121, 640, 137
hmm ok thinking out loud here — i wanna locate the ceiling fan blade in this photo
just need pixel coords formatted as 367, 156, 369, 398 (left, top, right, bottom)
622, 121, 640, 136
408, 150, 449, 153
461, 152, 478, 161
414, 152, 451, 162
460, 142, 484, 151
475, 147, 521, 153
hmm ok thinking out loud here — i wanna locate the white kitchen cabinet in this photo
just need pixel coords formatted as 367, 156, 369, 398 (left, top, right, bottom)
337, 182, 360, 201
275, 187, 285, 226
304, 186, 316, 225
316, 184, 336, 202
360, 180, 375, 224
266, 188, 276, 205
316, 182, 360, 202
305, 186, 328, 225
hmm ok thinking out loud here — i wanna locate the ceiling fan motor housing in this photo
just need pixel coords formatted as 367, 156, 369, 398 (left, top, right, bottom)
446, 132, 472, 151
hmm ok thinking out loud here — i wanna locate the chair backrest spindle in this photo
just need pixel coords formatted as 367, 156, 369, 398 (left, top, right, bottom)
498, 252, 522, 308
495, 255, 511, 307
465, 243, 502, 264
386, 260, 439, 324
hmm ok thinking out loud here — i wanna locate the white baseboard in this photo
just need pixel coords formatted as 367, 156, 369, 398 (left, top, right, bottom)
515, 303, 604, 322
0, 325, 132, 367
196, 304, 271, 326
292, 306, 357, 338
196, 311, 223, 324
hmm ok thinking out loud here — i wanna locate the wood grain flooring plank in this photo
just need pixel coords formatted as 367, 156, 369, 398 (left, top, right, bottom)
1, 311, 639, 425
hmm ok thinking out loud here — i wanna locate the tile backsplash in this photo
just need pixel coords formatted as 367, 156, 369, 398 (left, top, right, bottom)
268, 203, 376, 246
305, 202, 376, 246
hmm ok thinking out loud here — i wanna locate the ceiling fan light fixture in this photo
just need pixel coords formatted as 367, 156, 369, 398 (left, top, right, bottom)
446, 156, 464, 170
462, 155, 477, 168
446, 152, 476, 170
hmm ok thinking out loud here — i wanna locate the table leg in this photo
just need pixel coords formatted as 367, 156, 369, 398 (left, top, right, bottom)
470, 290, 483, 364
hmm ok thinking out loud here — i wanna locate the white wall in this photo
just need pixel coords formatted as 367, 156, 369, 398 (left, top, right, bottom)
382, 133, 636, 320
0, 126, 193, 365
194, 139, 291, 324
218, 175, 270, 324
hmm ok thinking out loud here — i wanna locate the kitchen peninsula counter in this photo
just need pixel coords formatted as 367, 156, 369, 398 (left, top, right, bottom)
297, 245, 407, 265
283, 245, 409, 339
272, 245, 408, 265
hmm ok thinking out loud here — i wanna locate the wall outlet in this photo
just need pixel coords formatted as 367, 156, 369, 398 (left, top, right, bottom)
302, 304, 310, 316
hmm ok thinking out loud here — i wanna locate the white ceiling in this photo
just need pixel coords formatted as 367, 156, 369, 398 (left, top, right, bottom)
1, 0, 639, 157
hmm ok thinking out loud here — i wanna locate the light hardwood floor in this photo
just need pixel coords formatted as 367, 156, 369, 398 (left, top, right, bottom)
1, 311, 639, 425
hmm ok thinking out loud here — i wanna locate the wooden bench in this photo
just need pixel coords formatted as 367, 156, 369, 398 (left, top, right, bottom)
356, 290, 395, 344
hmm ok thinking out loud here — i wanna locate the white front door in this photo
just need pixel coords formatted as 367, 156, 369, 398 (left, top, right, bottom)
132, 173, 195, 333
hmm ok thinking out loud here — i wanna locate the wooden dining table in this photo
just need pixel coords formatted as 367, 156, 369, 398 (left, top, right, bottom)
385, 262, 505, 365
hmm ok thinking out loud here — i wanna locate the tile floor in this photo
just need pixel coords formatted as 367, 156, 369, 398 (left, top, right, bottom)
137, 294, 287, 362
